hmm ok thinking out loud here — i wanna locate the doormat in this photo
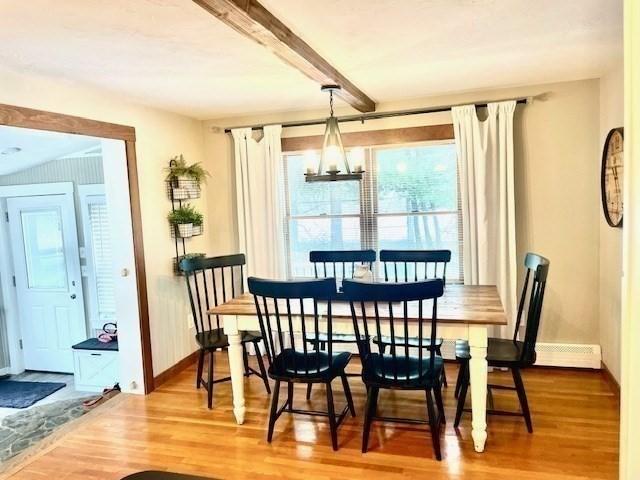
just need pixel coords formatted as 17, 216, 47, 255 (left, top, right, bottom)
0, 380, 66, 408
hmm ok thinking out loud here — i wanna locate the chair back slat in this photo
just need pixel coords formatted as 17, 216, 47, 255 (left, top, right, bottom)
343, 279, 444, 386
380, 250, 451, 284
249, 277, 336, 376
310, 250, 376, 283
515, 253, 550, 363
180, 254, 246, 334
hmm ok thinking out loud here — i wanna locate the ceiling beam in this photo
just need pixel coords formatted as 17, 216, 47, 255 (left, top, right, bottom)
192, 0, 376, 113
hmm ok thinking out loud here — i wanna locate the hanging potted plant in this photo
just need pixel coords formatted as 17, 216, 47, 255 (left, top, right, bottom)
192, 211, 204, 236
167, 204, 201, 238
165, 155, 210, 199
174, 252, 206, 275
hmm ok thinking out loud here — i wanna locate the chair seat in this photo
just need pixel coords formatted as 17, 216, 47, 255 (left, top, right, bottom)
305, 332, 366, 344
268, 348, 351, 381
373, 335, 443, 349
362, 353, 443, 389
455, 338, 535, 366
195, 328, 262, 350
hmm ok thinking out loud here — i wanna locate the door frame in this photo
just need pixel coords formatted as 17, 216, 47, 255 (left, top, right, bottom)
1, 183, 87, 373
0, 103, 154, 393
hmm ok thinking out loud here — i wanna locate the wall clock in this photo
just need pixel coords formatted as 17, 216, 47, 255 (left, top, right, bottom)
601, 127, 624, 228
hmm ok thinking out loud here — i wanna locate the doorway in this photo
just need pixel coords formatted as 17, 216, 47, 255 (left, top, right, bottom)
0, 103, 153, 395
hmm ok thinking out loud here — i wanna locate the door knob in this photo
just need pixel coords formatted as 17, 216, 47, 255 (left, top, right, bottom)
70, 294, 77, 299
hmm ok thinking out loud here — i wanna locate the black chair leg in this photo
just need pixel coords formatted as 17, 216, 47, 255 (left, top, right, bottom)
433, 384, 446, 424
242, 344, 250, 376
426, 389, 442, 461
307, 342, 327, 400
340, 374, 356, 417
380, 344, 387, 354
196, 349, 204, 389
306, 383, 313, 400
454, 360, 466, 399
325, 381, 339, 451
287, 382, 294, 411
454, 364, 470, 428
207, 350, 214, 409
362, 386, 378, 453
253, 342, 271, 394
512, 367, 533, 433
435, 346, 447, 387
267, 379, 281, 443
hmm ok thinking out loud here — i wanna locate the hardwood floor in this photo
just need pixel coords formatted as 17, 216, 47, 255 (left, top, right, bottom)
4, 354, 619, 479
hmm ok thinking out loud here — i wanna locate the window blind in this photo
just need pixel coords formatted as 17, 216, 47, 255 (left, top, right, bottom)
88, 201, 116, 323
282, 140, 463, 281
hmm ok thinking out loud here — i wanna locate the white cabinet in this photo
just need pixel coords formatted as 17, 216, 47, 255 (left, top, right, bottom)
73, 348, 119, 393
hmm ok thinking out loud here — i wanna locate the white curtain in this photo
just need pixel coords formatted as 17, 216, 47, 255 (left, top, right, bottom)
452, 101, 517, 337
232, 125, 286, 280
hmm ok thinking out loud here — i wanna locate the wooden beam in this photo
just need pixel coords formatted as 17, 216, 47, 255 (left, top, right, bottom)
192, 0, 375, 113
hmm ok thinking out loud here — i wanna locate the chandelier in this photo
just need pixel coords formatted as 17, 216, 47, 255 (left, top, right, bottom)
305, 85, 364, 182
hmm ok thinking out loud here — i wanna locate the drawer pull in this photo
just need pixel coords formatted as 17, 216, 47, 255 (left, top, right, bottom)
90, 353, 102, 356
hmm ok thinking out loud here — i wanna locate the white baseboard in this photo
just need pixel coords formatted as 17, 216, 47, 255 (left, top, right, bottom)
440, 339, 602, 369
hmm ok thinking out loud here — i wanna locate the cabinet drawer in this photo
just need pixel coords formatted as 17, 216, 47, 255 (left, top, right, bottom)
73, 350, 119, 393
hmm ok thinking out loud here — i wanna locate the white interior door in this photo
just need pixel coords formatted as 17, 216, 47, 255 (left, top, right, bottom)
7, 194, 86, 372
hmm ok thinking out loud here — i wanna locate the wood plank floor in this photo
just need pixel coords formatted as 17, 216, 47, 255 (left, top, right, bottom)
4, 354, 619, 479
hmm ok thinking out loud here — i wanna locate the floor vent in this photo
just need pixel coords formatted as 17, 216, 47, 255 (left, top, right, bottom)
440, 339, 601, 369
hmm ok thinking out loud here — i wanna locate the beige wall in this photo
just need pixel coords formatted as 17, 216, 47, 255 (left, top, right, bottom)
599, 63, 624, 382
204, 78, 603, 346
0, 64, 612, 375
0, 67, 208, 376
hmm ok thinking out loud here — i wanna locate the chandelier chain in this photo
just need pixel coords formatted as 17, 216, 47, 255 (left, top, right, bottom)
329, 90, 334, 117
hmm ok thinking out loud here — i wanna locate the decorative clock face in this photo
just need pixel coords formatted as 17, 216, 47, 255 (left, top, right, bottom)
601, 128, 624, 228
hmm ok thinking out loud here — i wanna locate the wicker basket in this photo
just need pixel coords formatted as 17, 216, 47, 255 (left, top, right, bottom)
176, 223, 193, 238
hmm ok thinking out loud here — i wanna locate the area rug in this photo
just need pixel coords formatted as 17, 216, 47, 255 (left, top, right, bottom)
0, 380, 66, 408
0, 395, 95, 462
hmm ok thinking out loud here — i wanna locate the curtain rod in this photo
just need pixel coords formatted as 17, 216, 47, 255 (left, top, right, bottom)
222, 96, 532, 133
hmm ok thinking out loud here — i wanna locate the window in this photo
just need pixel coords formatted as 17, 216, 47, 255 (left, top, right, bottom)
282, 137, 463, 281
79, 185, 116, 328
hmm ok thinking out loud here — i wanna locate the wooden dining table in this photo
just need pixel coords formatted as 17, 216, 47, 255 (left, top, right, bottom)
208, 284, 507, 453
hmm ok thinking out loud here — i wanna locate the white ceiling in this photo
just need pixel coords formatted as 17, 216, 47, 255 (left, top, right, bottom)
0, 126, 99, 176
0, 0, 622, 119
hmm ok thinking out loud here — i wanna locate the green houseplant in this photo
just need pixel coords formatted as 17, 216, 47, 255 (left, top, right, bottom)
192, 210, 204, 236
167, 204, 202, 238
175, 252, 206, 275
165, 155, 210, 198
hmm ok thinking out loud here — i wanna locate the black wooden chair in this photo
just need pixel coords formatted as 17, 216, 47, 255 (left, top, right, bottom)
453, 252, 550, 432
248, 277, 355, 451
343, 278, 446, 460
374, 249, 451, 387
180, 254, 270, 409
305, 249, 376, 399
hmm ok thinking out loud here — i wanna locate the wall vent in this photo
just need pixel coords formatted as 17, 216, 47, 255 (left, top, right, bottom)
440, 339, 601, 369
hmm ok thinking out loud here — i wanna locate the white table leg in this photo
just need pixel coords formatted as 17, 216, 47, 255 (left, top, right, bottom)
224, 316, 246, 424
469, 325, 488, 453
